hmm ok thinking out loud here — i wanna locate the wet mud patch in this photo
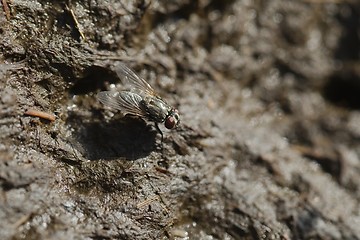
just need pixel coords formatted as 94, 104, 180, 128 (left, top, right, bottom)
1, 0, 360, 239
70, 159, 135, 194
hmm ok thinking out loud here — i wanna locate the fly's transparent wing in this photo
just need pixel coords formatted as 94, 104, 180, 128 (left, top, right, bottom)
114, 62, 156, 96
97, 91, 146, 117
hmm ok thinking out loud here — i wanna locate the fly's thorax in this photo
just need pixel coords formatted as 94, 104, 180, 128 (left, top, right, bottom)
140, 96, 172, 123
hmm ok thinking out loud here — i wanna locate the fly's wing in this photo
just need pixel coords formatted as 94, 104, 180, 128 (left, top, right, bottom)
114, 62, 156, 97
97, 91, 146, 117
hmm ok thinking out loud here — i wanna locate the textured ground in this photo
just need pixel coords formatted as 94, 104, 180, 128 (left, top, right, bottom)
0, 0, 360, 239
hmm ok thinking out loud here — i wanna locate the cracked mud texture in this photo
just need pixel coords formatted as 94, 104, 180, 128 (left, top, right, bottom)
1, 0, 360, 239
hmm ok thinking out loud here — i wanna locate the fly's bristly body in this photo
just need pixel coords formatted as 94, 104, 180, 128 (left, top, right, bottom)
97, 62, 180, 134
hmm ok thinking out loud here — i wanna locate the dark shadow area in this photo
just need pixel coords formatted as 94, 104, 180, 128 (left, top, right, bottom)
69, 65, 117, 95
334, 5, 360, 61
67, 113, 157, 160
323, 70, 360, 110
302, 153, 341, 182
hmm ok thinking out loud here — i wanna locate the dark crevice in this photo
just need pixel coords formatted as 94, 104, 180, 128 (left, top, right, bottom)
323, 70, 360, 110
69, 65, 116, 95
335, 5, 360, 61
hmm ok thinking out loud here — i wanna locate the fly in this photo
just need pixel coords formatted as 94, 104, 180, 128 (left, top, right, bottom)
97, 62, 180, 140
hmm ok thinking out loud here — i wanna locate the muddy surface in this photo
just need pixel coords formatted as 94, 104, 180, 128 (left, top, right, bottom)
1, 0, 360, 239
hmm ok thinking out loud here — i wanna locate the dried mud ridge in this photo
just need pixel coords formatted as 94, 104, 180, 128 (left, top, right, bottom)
0, 1, 360, 239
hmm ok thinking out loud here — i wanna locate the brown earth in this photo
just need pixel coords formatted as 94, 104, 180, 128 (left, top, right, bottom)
0, 0, 360, 239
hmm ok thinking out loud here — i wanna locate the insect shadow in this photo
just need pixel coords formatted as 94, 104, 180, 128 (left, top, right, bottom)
68, 113, 157, 161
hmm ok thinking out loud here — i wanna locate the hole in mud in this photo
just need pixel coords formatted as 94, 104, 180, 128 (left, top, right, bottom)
323, 71, 360, 110
69, 66, 116, 95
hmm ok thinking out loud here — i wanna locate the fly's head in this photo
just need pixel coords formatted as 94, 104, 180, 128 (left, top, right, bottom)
164, 108, 180, 129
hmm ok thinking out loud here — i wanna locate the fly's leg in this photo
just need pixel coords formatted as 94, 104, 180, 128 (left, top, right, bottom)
155, 123, 164, 150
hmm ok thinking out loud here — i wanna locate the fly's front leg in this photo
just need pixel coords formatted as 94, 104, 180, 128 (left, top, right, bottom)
155, 123, 164, 150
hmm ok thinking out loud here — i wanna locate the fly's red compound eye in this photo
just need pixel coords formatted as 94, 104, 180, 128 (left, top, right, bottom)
165, 116, 176, 129
164, 109, 180, 129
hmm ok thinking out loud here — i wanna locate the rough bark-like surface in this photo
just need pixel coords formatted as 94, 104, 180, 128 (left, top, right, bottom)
1, 0, 360, 239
